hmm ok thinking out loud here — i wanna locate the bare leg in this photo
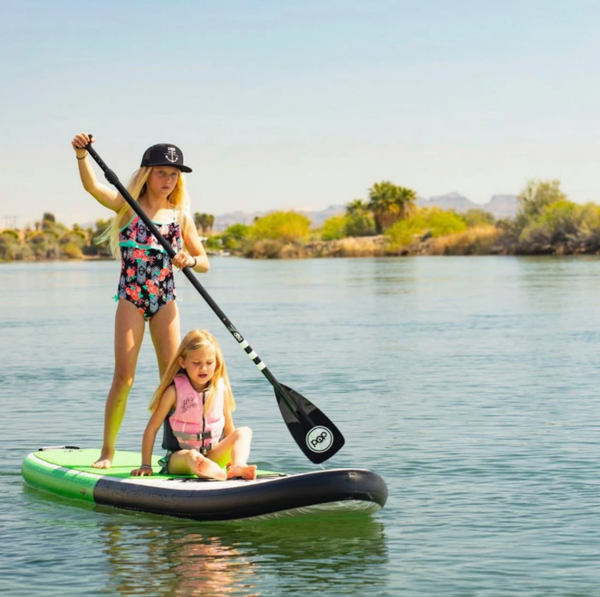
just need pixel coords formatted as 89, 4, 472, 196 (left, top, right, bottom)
149, 300, 181, 378
209, 427, 257, 480
169, 449, 227, 480
93, 299, 145, 468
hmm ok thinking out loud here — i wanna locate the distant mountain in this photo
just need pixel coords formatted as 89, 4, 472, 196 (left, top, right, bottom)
213, 205, 345, 231
417, 192, 477, 213
303, 205, 346, 226
484, 195, 519, 219
417, 192, 518, 219
213, 194, 518, 230
213, 210, 265, 231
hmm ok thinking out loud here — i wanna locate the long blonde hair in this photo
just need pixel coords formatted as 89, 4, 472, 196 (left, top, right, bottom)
97, 166, 190, 258
149, 329, 235, 415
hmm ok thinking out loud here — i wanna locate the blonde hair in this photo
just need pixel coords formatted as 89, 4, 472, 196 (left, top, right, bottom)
97, 166, 191, 258
149, 329, 235, 415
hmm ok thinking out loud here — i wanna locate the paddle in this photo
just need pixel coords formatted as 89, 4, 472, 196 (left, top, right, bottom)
84, 137, 345, 464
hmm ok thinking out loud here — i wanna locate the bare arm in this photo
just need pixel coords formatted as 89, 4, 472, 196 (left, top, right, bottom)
223, 403, 235, 438
71, 133, 125, 212
182, 213, 211, 272
131, 386, 177, 476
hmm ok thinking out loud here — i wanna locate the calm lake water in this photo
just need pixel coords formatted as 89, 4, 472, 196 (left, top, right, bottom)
2, 256, 600, 596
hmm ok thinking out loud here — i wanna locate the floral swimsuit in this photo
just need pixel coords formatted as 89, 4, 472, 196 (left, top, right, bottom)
116, 211, 182, 321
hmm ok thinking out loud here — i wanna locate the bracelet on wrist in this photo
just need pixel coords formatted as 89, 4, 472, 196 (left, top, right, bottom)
76, 152, 88, 160
192, 257, 197, 268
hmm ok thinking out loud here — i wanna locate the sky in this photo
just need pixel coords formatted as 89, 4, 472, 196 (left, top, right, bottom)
1, 0, 599, 228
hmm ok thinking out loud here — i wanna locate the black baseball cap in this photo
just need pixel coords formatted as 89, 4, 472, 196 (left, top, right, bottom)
140, 143, 192, 173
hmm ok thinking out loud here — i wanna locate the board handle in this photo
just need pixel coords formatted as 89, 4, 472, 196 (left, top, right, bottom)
38, 445, 81, 451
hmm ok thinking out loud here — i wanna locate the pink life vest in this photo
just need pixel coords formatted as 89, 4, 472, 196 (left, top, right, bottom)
169, 374, 225, 452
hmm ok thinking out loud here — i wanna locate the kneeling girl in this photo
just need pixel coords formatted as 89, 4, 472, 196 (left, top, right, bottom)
131, 329, 257, 480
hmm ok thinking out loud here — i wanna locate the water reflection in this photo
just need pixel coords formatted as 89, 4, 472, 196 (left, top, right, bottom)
95, 512, 388, 596
99, 522, 259, 596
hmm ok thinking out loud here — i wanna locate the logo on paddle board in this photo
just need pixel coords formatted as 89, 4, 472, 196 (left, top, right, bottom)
165, 147, 179, 163
306, 426, 333, 453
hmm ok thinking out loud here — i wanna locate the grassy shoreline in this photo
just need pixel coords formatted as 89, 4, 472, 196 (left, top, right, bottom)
4, 229, 600, 263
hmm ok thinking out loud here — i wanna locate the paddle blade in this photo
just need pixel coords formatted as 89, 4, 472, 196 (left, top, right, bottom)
274, 383, 345, 464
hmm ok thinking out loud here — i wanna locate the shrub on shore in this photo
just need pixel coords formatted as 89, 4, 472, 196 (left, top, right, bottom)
249, 211, 311, 242
463, 209, 495, 228
425, 225, 500, 255
221, 223, 250, 251
514, 201, 600, 253
243, 233, 388, 259
8, 179, 600, 262
243, 239, 307, 259
0, 230, 33, 261
320, 215, 347, 241
0, 213, 113, 261
242, 211, 311, 257
320, 213, 376, 240
385, 207, 467, 250
310, 236, 387, 257
519, 200, 581, 245
511, 180, 600, 253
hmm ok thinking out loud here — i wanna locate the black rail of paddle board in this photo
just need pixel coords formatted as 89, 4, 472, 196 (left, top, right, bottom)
93, 469, 388, 521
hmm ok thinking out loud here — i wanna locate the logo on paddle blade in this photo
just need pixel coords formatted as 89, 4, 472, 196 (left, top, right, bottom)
306, 426, 333, 453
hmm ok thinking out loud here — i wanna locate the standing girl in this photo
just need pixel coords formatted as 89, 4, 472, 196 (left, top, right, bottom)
71, 133, 210, 468
131, 329, 257, 480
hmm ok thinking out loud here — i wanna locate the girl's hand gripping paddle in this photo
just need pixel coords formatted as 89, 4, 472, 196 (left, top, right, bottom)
84, 137, 345, 464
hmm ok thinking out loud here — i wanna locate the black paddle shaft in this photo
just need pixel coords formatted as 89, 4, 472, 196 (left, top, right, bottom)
84, 139, 344, 463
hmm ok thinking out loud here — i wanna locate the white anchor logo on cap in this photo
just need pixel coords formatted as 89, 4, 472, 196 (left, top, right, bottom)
165, 147, 179, 163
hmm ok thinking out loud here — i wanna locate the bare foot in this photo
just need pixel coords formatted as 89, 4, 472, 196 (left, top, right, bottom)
92, 451, 113, 469
193, 455, 227, 480
227, 464, 258, 480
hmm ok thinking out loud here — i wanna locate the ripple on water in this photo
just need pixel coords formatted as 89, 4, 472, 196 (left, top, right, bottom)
3, 257, 600, 595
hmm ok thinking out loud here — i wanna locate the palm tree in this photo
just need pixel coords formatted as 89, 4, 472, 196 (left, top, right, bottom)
346, 199, 369, 216
193, 212, 204, 233
345, 199, 376, 237
205, 214, 215, 234
368, 181, 417, 232
194, 213, 216, 235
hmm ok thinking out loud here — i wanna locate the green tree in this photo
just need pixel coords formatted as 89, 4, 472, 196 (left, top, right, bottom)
346, 212, 376, 237
518, 200, 600, 246
346, 199, 369, 216
204, 236, 222, 251
194, 212, 206, 233
59, 230, 87, 258
221, 223, 250, 251
516, 180, 567, 231
0, 230, 21, 261
41, 212, 59, 232
194, 213, 215, 234
368, 181, 417, 233
27, 230, 60, 258
344, 199, 376, 236
206, 214, 215, 233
